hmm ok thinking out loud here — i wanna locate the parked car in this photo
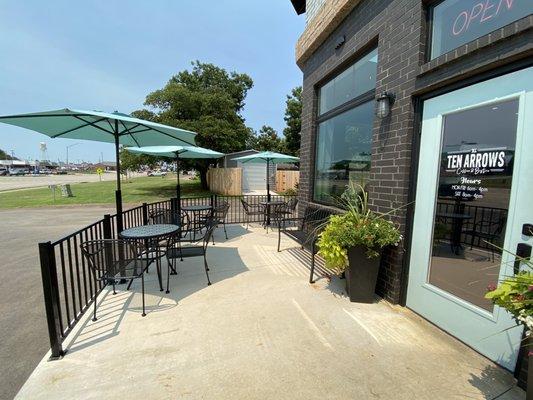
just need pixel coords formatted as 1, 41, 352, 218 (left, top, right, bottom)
0, 168, 8, 176
8, 168, 28, 176
147, 170, 167, 177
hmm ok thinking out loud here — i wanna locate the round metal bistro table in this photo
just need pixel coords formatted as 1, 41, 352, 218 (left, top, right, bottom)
435, 212, 472, 255
181, 204, 212, 240
260, 200, 286, 227
120, 224, 180, 300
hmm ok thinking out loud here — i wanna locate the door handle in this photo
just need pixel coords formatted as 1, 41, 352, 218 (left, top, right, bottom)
514, 243, 532, 275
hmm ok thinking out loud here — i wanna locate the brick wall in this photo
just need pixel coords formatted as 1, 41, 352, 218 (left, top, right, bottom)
298, 0, 425, 303
295, 0, 532, 385
297, 0, 532, 305
296, 0, 363, 66
305, 0, 326, 24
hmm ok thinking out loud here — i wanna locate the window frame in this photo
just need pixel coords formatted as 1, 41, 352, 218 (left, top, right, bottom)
312, 48, 378, 207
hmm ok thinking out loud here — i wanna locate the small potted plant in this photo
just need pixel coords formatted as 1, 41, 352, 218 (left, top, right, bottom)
316, 184, 402, 303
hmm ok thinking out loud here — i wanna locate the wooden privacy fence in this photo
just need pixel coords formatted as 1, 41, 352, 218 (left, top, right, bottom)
276, 170, 299, 192
207, 167, 242, 196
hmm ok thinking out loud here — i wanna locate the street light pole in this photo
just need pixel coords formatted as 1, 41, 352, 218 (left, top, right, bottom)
65, 143, 79, 168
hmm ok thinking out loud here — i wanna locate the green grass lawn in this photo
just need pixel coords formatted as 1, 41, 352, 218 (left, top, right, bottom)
0, 175, 211, 209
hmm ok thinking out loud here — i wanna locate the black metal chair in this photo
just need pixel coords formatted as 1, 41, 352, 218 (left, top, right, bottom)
240, 199, 265, 229
146, 208, 183, 277
80, 239, 149, 320
279, 197, 298, 218
210, 201, 230, 242
463, 216, 506, 261
148, 208, 180, 225
278, 206, 335, 283
166, 219, 217, 291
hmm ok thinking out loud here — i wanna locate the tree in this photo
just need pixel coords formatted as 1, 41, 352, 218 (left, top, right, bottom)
0, 149, 17, 160
119, 147, 158, 172
134, 61, 254, 188
283, 86, 302, 156
255, 125, 284, 152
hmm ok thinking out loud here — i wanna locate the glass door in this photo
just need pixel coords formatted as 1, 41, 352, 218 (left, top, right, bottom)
406, 67, 533, 371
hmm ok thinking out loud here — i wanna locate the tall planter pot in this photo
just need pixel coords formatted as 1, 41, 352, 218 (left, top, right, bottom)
526, 337, 533, 400
345, 246, 381, 303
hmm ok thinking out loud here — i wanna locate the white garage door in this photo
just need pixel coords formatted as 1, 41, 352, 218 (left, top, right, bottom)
241, 163, 266, 192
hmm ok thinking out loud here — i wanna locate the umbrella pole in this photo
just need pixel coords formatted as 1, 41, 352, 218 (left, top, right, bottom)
266, 159, 271, 225
176, 153, 181, 217
114, 121, 123, 233
266, 159, 271, 202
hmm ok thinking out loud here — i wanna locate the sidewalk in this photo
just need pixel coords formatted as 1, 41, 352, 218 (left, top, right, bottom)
16, 225, 525, 399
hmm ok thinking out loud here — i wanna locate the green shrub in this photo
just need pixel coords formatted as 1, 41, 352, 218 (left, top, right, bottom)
485, 250, 533, 334
317, 183, 402, 272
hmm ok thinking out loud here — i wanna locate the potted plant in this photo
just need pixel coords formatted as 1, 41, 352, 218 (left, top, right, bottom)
316, 184, 402, 303
485, 253, 533, 396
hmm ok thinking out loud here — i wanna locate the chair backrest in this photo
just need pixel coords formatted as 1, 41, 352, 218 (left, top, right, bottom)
476, 213, 508, 235
149, 209, 178, 225
240, 199, 250, 213
202, 219, 218, 249
213, 202, 230, 221
301, 205, 336, 234
286, 197, 298, 211
80, 239, 145, 279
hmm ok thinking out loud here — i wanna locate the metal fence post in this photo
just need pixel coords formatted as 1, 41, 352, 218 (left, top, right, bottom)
210, 194, 214, 208
103, 214, 112, 239
171, 197, 177, 214
214, 194, 218, 207
142, 203, 148, 225
102, 214, 123, 283
38, 241, 64, 360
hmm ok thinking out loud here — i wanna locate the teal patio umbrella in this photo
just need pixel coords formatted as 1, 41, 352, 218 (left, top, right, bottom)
125, 145, 223, 213
0, 109, 196, 232
232, 151, 299, 201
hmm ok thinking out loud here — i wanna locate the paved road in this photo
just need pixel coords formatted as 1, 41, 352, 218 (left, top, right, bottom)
0, 205, 114, 400
0, 172, 148, 192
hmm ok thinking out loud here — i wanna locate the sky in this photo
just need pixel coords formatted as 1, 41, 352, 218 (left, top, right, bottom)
0, 0, 305, 163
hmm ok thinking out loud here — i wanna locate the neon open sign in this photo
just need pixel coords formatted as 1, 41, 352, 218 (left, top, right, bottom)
430, 0, 532, 59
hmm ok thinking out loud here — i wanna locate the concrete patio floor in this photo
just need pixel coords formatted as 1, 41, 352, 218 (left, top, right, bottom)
16, 225, 525, 399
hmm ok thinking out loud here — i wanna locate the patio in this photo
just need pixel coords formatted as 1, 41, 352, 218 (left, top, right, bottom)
16, 224, 525, 399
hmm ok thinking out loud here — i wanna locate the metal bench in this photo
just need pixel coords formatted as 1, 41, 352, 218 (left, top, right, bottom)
277, 205, 336, 283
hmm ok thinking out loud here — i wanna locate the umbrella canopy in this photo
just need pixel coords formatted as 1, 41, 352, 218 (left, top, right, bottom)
232, 151, 299, 164
0, 109, 197, 232
232, 151, 299, 201
125, 145, 223, 204
0, 109, 196, 146
126, 145, 222, 159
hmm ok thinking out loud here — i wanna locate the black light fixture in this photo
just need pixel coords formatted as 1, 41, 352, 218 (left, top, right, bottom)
335, 35, 346, 49
375, 92, 394, 119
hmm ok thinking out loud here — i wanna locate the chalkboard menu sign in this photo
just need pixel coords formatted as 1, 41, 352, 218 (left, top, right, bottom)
430, 0, 533, 59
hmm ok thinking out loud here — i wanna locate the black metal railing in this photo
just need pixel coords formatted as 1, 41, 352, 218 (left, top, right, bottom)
38, 194, 296, 358
435, 201, 507, 250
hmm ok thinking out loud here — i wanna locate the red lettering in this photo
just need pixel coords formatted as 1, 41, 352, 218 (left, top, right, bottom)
480, 0, 497, 22
466, 3, 485, 31
453, 11, 469, 35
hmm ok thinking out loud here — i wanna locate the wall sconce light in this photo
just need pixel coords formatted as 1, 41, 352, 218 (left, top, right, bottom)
375, 92, 394, 119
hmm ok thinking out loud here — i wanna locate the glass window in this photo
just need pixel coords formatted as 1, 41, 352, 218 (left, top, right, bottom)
431, 0, 533, 59
429, 99, 518, 311
313, 101, 374, 204
319, 48, 378, 115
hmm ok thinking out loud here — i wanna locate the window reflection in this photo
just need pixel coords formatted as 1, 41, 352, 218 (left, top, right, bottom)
313, 101, 374, 205
429, 99, 519, 311
319, 49, 378, 115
